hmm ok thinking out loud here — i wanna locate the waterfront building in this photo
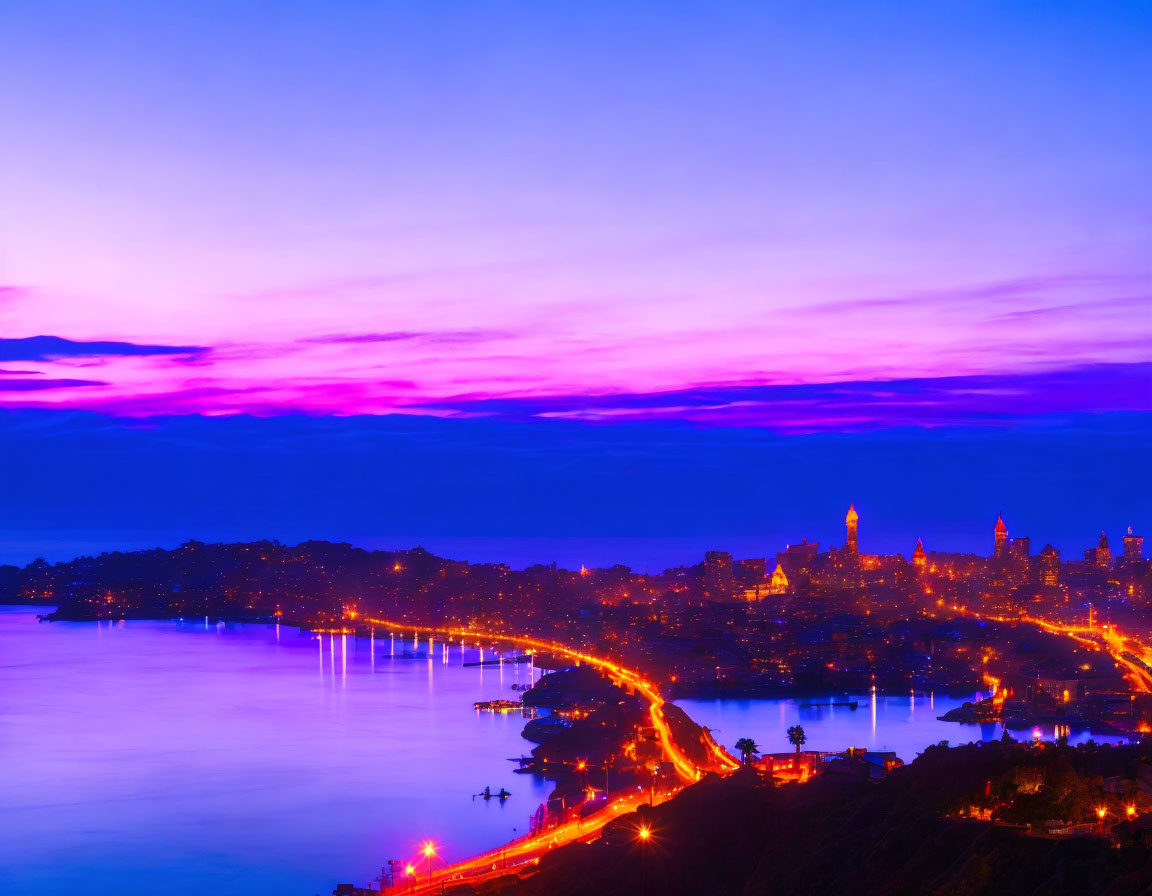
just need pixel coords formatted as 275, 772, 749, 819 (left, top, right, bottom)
994, 514, 1008, 559
845, 504, 859, 554
1124, 527, 1144, 561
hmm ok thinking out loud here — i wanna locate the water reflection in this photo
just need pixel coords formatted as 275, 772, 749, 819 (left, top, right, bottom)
678, 691, 1131, 759
0, 606, 551, 896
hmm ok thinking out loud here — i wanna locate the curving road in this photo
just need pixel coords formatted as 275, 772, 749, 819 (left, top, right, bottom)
360, 616, 740, 892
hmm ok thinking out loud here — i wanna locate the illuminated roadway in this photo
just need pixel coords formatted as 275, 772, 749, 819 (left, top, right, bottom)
938, 605, 1152, 694
358, 608, 1152, 891
360, 616, 741, 892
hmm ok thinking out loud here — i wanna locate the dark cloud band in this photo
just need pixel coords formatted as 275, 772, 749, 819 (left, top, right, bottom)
0, 335, 208, 362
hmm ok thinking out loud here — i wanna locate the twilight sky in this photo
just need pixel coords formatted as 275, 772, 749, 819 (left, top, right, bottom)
1, 1, 1149, 561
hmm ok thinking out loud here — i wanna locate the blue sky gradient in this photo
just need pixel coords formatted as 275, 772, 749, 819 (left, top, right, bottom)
0, 2, 1149, 559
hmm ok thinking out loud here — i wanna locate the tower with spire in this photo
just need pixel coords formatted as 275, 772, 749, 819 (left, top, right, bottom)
994, 513, 1008, 559
845, 503, 859, 554
1092, 531, 1111, 569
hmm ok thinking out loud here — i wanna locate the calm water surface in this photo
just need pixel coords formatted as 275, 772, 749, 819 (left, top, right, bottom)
677, 692, 1130, 761
3, 606, 1130, 896
0, 606, 549, 896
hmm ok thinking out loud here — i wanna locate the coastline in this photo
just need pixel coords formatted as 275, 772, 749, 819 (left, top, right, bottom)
20, 606, 1137, 740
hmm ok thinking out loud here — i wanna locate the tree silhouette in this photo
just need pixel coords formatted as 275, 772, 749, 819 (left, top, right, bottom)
734, 737, 759, 765
787, 725, 807, 755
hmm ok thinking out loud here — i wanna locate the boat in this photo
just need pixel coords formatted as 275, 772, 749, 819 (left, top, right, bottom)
798, 699, 859, 710
475, 786, 512, 800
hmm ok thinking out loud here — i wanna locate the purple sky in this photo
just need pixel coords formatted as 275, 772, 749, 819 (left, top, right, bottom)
1, 1, 1150, 429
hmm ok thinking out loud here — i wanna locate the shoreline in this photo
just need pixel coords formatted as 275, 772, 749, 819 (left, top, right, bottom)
16, 605, 1140, 739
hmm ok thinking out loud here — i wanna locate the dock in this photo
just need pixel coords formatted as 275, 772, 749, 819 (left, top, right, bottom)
463, 655, 533, 667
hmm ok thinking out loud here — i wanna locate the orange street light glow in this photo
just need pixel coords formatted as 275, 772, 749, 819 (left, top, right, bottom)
358, 618, 747, 892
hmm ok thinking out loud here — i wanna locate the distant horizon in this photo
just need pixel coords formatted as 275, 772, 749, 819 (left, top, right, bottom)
2, 405, 1148, 571
2, 2, 1149, 581
1, 525, 1140, 574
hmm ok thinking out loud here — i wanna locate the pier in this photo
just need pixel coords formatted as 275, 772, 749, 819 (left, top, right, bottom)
463, 655, 532, 667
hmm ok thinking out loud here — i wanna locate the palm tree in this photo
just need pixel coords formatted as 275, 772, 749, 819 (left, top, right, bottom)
734, 737, 759, 765
787, 725, 806, 755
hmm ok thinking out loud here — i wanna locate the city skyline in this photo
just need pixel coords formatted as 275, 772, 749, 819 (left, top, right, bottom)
5, 5, 1152, 895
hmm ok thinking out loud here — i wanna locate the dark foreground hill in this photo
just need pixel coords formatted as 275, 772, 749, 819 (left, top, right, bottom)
479, 741, 1152, 896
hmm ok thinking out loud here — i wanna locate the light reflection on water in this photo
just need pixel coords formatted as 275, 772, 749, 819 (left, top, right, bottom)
0, 606, 550, 896
677, 690, 1130, 761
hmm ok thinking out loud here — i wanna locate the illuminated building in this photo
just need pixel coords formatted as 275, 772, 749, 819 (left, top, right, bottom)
1008, 537, 1031, 583
845, 504, 859, 554
1124, 527, 1144, 561
776, 540, 819, 580
911, 538, 926, 570
703, 551, 734, 593
1038, 544, 1060, 586
1085, 531, 1112, 569
766, 563, 789, 595
994, 513, 1008, 559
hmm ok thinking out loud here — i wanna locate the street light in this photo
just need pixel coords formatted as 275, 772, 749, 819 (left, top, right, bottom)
636, 823, 653, 896
422, 841, 437, 884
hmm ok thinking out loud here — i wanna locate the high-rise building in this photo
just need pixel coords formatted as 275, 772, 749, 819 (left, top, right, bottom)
736, 558, 767, 584
994, 513, 1008, 559
1124, 526, 1144, 561
1038, 544, 1060, 585
776, 540, 820, 579
1009, 537, 1030, 562
703, 551, 734, 593
911, 537, 927, 570
1084, 532, 1111, 569
845, 504, 859, 554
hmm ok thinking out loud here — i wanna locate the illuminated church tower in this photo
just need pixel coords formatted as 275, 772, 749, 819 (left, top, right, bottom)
845, 504, 859, 554
994, 513, 1008, 559
767, 563, 790, 595
912, 537, 926, 570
